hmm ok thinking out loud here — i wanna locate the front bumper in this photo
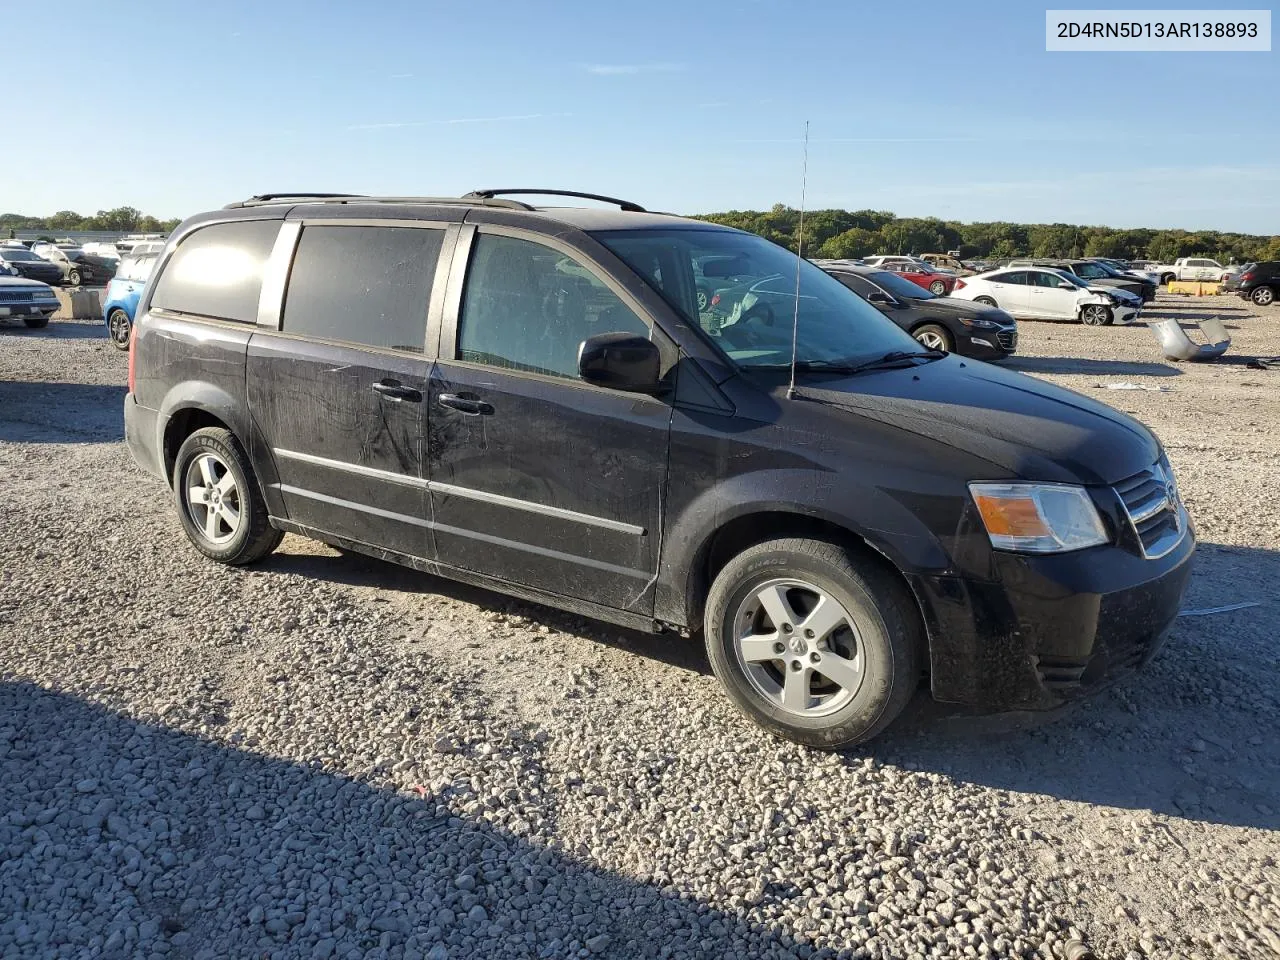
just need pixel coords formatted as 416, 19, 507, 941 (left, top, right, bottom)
912, 528, 1195, 711
960, 326, 1016, 360
0, 301, 59, 319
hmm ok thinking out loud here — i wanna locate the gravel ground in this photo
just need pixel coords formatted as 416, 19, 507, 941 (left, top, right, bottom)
1, 297, 1277, 960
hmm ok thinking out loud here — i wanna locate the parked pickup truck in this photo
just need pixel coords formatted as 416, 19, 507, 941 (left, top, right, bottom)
1156, 258, 1227, 284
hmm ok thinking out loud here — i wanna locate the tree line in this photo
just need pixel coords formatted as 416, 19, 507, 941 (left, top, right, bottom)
2, 207, 181, 236
695, 205, 1280, 264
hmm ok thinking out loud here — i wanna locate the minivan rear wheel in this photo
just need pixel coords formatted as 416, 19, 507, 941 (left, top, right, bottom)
704, 538, 922, 749
173, 427, 283, 565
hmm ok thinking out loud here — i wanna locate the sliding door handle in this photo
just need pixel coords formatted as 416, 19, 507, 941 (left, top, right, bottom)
438, 393, 493, 416
372, 380, 422, 402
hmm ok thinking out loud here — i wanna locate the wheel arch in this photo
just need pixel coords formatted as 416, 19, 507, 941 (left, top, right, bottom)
676, 506, 935, 667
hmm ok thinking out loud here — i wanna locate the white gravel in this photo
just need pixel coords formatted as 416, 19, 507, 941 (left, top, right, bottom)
1, 299, 1278, 959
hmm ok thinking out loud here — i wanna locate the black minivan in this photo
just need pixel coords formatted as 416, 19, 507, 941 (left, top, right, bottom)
125, 190, 1194, 748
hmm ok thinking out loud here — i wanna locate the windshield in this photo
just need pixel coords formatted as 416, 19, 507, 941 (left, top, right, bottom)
0, 249, 41, 261
1072, 263, 1109, 279
867, 269, 937, 300
596, 228, 920, 369
1054, 270, 1090, 289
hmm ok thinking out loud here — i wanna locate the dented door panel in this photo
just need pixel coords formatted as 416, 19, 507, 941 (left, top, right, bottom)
247, 335, 432, 560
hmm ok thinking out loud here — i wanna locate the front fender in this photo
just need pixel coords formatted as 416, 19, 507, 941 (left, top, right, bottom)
655, 466, 955, 628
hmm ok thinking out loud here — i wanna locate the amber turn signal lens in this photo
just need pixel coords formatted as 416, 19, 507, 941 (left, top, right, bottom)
971, 492, 1051, 538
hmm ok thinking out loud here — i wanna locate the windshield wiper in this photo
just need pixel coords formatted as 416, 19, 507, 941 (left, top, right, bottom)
836, 349, 945, 375
752, 350, 944, 375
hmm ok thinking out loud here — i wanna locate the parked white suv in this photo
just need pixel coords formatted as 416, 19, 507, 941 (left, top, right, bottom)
953, 268, 1139, 326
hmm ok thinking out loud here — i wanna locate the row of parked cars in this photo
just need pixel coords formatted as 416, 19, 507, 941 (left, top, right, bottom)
0, 235, 166, 335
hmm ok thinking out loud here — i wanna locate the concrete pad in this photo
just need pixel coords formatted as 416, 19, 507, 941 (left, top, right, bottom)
53, 287, 104, 320
1167, 280, 1223, 296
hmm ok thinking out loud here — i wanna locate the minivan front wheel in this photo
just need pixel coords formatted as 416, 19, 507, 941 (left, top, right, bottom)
704, 538, 922, 749
173, 427, 282, 565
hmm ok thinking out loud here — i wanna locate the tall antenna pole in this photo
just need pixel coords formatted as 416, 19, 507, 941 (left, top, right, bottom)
787, 120, 810, 401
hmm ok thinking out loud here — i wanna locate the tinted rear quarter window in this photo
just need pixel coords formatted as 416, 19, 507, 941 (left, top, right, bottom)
149, 220, 280, 322
282, 225, 445, 353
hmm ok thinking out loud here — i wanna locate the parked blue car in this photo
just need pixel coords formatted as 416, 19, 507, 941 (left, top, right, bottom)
102, 253, 159, 349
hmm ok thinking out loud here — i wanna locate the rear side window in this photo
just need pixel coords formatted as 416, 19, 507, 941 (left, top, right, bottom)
991, 272, 1026, 285
150, 220, 280, 323
282, 225, 444, 353
457, 233, 649, 380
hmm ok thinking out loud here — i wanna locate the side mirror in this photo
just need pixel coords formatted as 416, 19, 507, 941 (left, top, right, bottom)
578, 332, 664, 393
866, 291, 894, 305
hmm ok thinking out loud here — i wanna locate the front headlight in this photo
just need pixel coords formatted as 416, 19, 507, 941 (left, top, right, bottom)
963, 317, 1000, 329
969, 482, 1109, 553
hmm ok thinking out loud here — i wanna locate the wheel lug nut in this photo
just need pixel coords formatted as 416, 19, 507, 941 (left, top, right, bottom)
789, 661, 802, 672
773, 642, 785, 655
781, 623, 793, 634
810, 652, 821, 663
804, 629, 815, 639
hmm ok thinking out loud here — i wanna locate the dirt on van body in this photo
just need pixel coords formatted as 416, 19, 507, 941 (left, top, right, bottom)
0, 295, 1276, 959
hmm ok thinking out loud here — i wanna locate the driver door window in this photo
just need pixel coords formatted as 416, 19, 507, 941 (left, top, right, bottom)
457, 234, 649, 380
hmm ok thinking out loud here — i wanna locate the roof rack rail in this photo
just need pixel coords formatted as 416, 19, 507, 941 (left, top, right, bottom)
223, 194, 536, 211
463, 189, 646, 213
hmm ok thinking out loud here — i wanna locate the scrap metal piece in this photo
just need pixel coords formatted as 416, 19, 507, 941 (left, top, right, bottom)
1149, 317, 1231, 362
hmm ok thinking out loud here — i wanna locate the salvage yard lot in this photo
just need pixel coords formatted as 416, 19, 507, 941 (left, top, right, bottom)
1, 297, 1277, 959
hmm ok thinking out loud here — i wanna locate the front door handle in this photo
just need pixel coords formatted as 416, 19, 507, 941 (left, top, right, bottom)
371, 380, 422, 403
438, 393, 494, 416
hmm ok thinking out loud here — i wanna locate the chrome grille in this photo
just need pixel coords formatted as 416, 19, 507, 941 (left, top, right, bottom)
1114, 459, 1186, 559
0, 291, 36, 303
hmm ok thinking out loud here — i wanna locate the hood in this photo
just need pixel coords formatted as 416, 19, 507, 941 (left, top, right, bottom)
0, 275, 56, 290
908, 297, 1014, 326
794, 355, 1159, 485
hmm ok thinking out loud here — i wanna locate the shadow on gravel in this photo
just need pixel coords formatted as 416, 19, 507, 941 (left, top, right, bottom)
0, 680, 786, 959
876, 542, 1280, 833
1003, 356, 1182, 377
0, 381, 125, 443
261, 547, 714, 677
0, 320, 108, 340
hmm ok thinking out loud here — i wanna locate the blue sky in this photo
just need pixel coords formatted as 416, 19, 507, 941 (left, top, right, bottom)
5, 0, 1277, 232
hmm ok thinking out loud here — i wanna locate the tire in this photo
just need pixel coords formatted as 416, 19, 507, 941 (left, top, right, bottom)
1080, 304, 1111, 326
172, 427, 283, 565
67, 268, 82, 286
929, 280, 948, 296
23, 316, 49, 329
696, 286, 711, 312
1251, 285, 1275, 306
974, 296, 997, 307
1160, 273, 1176, 286
912, 323, 952, 352
703, 538, 923, 749
107, 309, 132, 350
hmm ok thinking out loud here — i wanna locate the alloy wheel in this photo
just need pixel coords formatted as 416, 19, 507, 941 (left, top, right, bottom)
1254, 286, 1275, 306
915, 329, 948, 351
1082, 305, 1108, 325
929, 281, 947, 295
108, 311, 131, 347
183, 453, 242, 545
732, 578, 863, 717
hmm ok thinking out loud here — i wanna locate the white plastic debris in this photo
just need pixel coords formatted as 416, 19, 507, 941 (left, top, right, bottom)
1099, 382, 1171, 392
1178, 601, 1263, 617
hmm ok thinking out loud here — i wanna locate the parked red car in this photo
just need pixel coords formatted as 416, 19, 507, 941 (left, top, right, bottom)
881, 262, 957, 296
